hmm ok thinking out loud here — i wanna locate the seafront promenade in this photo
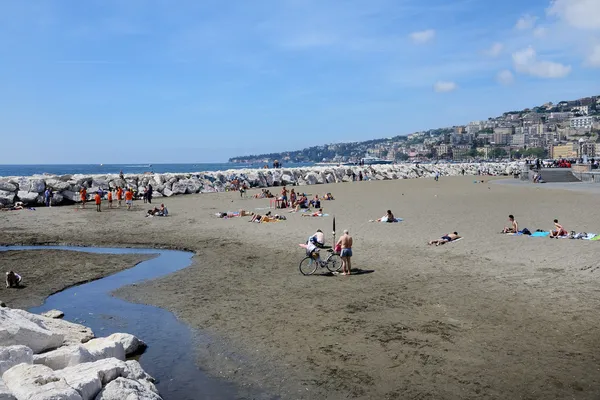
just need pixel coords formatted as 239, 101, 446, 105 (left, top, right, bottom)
0, 162, 517, 207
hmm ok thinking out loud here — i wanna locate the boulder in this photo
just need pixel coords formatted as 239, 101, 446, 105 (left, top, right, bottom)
0, 345, 33, 375
0, 191, 15, 206
33, 345, 93, 370
0, 308, 64, 354
2, 363, 83, 400
124, 361, 154, 383
46, 180, 71, 191
0, 379, 16, 400
0, 182, 17, 192
16, 191, 40, 205
94, 377, 161, 400
170, 181, 187, 195
82, 339, 125, 362
106, 334, 146, 357
62, 190, 81, 202
51, 193, 64, 205
10, 309, 94, 347
29, 179, 46, 193
304, 173, 318, 185
162, 188, 173, 197
42, 310, 64, 319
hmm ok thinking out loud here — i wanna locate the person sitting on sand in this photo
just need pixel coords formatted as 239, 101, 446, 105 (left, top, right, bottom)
502, 215, 518, 233
428, 232, 461, 246
323, 193, 334, 200
290, 195, 309, 212
377, 210, 396, 223
158, 203, 168, 216
302, 208, 324, 217
310, 195, 321, 209
5, 271, 22, 288
549, 219, 567, 238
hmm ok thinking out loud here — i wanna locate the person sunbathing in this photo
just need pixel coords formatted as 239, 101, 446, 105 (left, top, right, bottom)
290, 196, 309, 212
502, 215, 518, 233
324, 193, 335, 200
309, 195, 321, 208
5, 271, 22, 288
428, 232, 461, 246
549, 219, 567, 238
219, 209, 253, 218
377, 210, 396, 222
302, 208, 324, 217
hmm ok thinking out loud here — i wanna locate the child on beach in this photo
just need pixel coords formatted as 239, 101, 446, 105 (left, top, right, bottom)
125, 188, 134, 210
107, 190, 113, 209
116, 187, 123, 207
94, 192, 101, 212
80, 188, 87, 209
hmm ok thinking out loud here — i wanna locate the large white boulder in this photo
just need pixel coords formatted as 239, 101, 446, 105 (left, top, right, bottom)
46, 179, 71, 191
0, 308, 64, 354
161, 188, 173, 197
62, 190, 81, 202
170, 181, 187, 195
0, 191, 15, 206
2, 363, 83, 400
33, 345, 93, 370
106, 334, 146, 357
0, 182, 17, 192
42, 310, 64, 319
0, 345, 33, 375
94, 377, 161, 400
28, 179, 46, 193
55, 358, 130, 400
304, 173, 318, 185
82, 339, 125, 362
16, 191, 40, 205
10, 309, 94, 347
0, 379, 16, 400
123, 361, 154, 383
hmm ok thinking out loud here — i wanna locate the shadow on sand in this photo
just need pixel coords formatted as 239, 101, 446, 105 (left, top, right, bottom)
318, 268, 375, 277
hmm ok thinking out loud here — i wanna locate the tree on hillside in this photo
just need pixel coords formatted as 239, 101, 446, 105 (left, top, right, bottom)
489, 148, 507, 158
395, 152, 409, 161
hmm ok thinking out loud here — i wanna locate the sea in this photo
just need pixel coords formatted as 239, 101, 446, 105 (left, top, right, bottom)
0, 163, 315, 177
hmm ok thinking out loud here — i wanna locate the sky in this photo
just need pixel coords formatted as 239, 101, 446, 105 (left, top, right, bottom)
0, 0, 599, 164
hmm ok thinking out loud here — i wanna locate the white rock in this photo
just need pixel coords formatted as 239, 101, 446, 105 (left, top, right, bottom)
0, 191, 15, 206
2, 363, 83, 400
82, 339, 125, 362
170, 181, 187, 195
94, 377, 161, 400
55, 358, 132, 400
16, 191, 40, 204
106, 334, 146, 357
161, 188, 173, 197
10, 309, 94, 348
0, 379, 16, 400
0, 308, 64, 354
62, 190, 81, 202
0, 182, 17, 192
42, 310, 65, 319
123, 361, 154, 383
33, 345, 93, 370
0, 345, 33, 375
28, 178, 46, 193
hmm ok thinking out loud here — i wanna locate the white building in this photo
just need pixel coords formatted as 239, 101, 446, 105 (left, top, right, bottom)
570, 116, 594, 129
572, 105, 589, 115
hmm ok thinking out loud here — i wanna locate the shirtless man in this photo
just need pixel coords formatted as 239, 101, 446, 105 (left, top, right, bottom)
428, 232, 460, 246
502, 215, 518, 233
549, 219, 567, 238
5, 271, 22, 288
336, 230, 353, 275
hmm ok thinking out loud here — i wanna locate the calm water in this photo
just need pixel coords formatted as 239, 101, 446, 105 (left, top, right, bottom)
0, 163, 314, 177
0, 246, 274, 400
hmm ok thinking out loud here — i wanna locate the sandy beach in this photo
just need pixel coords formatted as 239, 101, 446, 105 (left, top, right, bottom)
1, 176, 600, 399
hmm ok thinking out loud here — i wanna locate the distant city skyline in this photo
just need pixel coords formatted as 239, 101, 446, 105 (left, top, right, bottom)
0, 0, 599, 164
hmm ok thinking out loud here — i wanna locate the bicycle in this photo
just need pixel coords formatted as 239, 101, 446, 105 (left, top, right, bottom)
299, 248, 342, 275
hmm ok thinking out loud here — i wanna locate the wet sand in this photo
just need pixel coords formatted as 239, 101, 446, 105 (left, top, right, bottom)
0, 250, 153, 309
1, 177, 600, 399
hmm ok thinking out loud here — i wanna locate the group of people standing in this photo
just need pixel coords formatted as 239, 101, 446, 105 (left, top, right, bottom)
79, 186, 135, 212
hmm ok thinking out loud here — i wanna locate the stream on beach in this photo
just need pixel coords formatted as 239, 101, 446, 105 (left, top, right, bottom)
1, 245, 267, 400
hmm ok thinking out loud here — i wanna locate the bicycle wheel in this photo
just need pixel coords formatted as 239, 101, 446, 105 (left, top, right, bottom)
326, 254, 343, 273
299, 257, 318, 275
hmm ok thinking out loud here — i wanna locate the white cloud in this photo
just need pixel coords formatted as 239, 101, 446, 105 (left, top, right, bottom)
547, 0, 600, 30
433, 81, 458, 93
515, 14, 537, 30
496, 70, 515, 85
409, 29, 435, 44
484, 42, 503, 57
533, 26, 547, 38
512, 46, 571, 78
585, 44, 600, 67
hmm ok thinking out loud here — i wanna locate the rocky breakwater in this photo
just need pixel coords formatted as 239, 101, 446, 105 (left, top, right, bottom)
0, 162, 518, 207
0, 304, 160, 400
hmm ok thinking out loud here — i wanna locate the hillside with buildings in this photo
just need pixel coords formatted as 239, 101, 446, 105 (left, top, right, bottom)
229, 95, 600, 164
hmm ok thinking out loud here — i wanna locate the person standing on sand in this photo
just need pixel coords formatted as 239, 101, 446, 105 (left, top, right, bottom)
336, 230, 353, 276
147, 184, 153, 204
116, 187, 123, 208
107, 190, 113, 209
80, 187, 87, 209
125, 188, 134, 210
94, 191, 102, 212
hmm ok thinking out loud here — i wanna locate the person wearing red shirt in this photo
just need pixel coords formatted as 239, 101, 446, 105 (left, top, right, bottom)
94, 192, 101, 212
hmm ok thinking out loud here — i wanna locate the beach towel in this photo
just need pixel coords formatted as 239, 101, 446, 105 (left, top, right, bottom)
448, 237, 463, 244
531, 231, 550, 237
591, 235, 600, 241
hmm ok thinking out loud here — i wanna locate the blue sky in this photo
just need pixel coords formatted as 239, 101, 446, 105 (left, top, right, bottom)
1, 0, 599, 164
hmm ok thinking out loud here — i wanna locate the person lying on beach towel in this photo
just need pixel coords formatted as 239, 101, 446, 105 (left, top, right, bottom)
5, 271, 22, 288
250, 212, 286, 223
549, 219, 568, 238
217, 209, 253, 218
302, 208, 324, 217
428, 232, 461, 246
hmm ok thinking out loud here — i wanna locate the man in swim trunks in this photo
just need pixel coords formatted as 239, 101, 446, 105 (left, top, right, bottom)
125, 188, 134, 210
428, 232, 460, 246
336, 229, 353, 275
502, 215, 518, 233
549, 219, 567, 238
